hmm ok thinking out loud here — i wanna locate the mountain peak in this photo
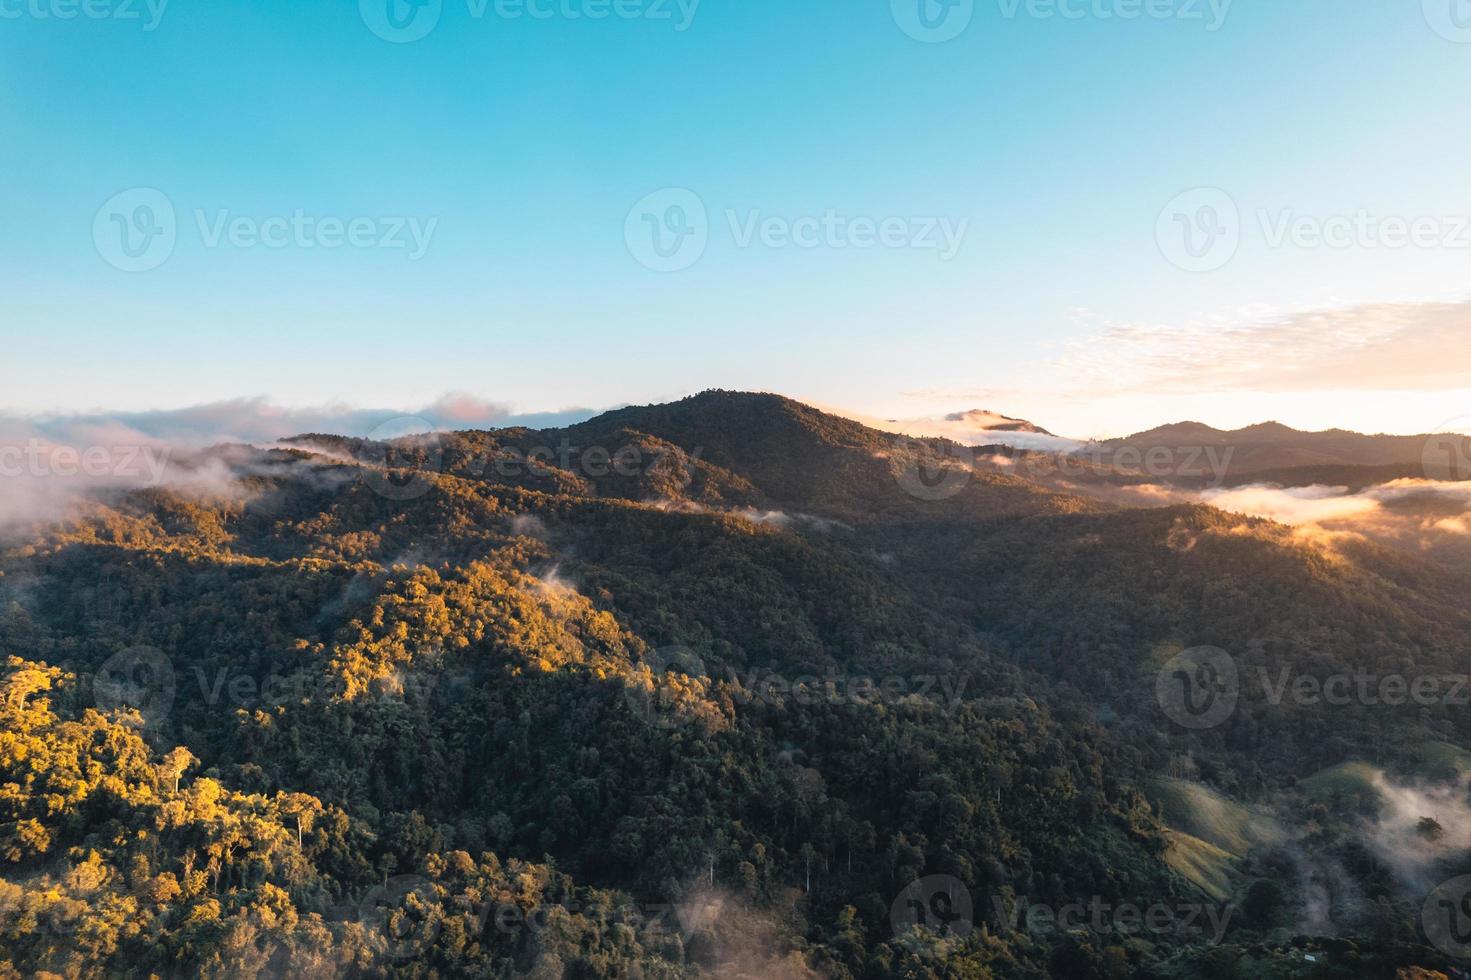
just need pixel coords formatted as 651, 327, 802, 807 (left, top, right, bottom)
942, 409, 1055, 436
1237, 420, 1299, 435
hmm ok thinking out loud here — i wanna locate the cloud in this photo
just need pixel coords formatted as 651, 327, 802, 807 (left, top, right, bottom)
1202, 484, 1383, 525
735, 508, 846, 533
1432, 517, 1470, 534
1202, 478, 1471, 528
0, 433, 354, 535
0, 393, 602, 532
1193, 478, 1471, 558
847, 410, 1084, 453
1371, 477, 1471, 504
1359, 768, 1471, 894
9, 393, 598, 448
1059, 300, 1471, 396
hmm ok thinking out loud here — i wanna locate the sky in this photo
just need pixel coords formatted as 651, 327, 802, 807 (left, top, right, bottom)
2, 0, 1470, 440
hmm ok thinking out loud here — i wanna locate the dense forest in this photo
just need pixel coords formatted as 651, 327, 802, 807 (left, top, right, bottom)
1, 392, 1467, 978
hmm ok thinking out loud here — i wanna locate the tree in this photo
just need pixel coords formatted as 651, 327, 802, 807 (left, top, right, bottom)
280, 792, 325, 848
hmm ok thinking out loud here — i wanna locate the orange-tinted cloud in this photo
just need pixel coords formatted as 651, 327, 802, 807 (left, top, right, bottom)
1060, 300, 1471, 395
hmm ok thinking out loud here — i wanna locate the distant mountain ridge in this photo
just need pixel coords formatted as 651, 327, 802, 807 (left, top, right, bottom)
1102, 418, 1456, 476
292, 391, 1464, 498
753, 397, 1466, 487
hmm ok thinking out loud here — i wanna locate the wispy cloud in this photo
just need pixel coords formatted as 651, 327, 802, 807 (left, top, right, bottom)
1202, 484, 1384, 525
1195, 478, 1471, 559
1060, 300, 1471, 396
885, 299, 1471, 439
1203, 479, 1471, 526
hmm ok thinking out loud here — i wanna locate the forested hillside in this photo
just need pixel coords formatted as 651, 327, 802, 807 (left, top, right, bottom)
0, 392, 1465, 978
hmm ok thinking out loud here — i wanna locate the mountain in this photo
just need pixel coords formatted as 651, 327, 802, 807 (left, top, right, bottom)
877, 406, 1079, 455
0, 391, 1465, 978
404, 390, 1088, 522
883, 411, 1467, 492
1100, 419, 1458, 479
943, 410, 1055, 435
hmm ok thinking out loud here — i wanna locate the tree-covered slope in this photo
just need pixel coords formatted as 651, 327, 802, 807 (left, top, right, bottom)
0, 392, 1465, 978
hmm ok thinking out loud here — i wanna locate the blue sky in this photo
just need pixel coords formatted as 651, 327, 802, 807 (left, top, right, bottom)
3, 0, 1470, 437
